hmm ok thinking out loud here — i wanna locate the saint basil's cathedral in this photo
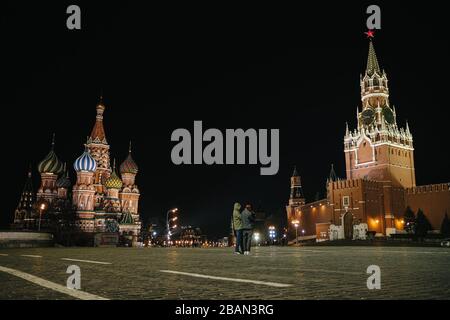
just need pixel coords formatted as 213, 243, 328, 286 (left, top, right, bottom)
13, 99, 141, 246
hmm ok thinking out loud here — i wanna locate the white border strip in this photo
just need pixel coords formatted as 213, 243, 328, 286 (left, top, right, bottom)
160, 270, 292, 288
21, 255, 42, 258
0, 265, 108, 300
61, 258, 112, 265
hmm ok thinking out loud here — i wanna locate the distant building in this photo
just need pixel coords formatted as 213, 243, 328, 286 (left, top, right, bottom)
176, 225, 206, 246
287, 39, 450, 240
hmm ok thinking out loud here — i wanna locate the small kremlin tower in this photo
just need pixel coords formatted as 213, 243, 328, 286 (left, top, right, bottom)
13, 166, 35, 229
285, 166, 305, 223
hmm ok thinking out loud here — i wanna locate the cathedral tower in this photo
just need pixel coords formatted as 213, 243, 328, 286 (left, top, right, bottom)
73, 146, 97, 232
344, 39, 416, 188
56, 163, 71, 199
87, 97, 111, 198
103, 159, 123, 214
37, 135, 64, 203
119, 141, 140, 222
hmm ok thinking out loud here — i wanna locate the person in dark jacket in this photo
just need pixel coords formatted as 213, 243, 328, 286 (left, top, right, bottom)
232, 202, 243, 254
241, 204, 255, 255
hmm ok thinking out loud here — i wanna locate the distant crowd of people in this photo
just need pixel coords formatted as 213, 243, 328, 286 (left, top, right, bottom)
231, 203, 256, 255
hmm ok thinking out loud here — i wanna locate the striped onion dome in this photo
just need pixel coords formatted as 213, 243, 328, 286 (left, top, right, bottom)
120, 141, 138, 174
56, 164, 71, 188
38, 138, 64, 175
73, 147, 97, 172
104, 161, 123, 189
120, 212, 134, 225
120, 153, 138, 174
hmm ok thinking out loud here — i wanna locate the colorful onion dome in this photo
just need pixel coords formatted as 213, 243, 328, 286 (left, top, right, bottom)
38, 135, 64, 175
74, 147, 97, 172
104, 160, 123, 189
56, 164, 71, 188
120, 142, 138, 174
120, 211, 134, 225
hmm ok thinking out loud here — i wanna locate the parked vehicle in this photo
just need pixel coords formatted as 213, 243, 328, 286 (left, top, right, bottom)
440, 238, 450, 247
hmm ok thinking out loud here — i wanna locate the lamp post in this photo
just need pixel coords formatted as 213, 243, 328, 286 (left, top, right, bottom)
254, 232, 260, 246
292, 220, 299, 246
38, 203, 46, 232
268, 226, 276, 245
166, 208, 178, 246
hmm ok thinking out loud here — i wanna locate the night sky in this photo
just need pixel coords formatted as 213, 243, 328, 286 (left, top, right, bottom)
2, 2, 449, 237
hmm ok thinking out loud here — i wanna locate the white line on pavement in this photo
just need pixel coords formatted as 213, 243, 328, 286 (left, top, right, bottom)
0, 265, 108, 300
369, 250, 449, 255
61, 258, 112, 265
0, 254, 9, 256
160, 270, 293, 288
20, 255, 42, 258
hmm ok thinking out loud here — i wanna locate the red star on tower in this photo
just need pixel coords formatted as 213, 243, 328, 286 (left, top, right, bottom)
365, 30, 375, 38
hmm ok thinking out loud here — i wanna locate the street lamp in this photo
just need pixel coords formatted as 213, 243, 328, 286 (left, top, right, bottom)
268, 226, 276, 244
38, 203, 46, 231
292, 220, 300, 245
166, 208, 178, 246
254, 232, 260, 246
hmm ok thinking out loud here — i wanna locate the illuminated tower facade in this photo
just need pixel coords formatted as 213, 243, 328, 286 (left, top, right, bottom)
37, 136, 64, 204
87, 97, 111, 207
285, 166, 305, 225
56, 163, 71, 199
119, 142, 140, 222
103, 160, 123, 214
344, 40, 416, 189
73, 147, 97, 232
13, 167, 35, 229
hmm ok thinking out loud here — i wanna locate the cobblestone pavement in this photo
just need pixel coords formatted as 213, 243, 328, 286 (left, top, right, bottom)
0, 246, 449, 300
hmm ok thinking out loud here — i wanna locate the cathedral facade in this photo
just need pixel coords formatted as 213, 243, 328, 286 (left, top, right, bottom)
13, 99, 141, 246
286, 39, 450, 240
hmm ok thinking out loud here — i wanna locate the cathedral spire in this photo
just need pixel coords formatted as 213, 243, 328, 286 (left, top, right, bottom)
51, 133, 56, 150
292, 165, 298, 177
89, 96, 107, 144
366, 40, 381, 76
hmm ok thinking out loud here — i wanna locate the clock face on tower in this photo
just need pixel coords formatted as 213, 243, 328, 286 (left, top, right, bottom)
383, 107, 395, 124
361, 108, 375, 126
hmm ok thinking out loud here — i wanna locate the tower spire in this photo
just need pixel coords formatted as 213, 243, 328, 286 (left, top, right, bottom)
329, 164, 338, 182
129, 140, 132, 153
366, 40, 381, 76
51, 133, 56, 150
89, 97, 107, 144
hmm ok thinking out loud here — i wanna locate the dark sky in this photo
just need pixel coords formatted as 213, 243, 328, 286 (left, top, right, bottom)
2, 1, 449, 237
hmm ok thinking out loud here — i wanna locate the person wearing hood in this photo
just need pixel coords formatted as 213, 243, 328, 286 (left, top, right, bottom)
241, 204, 256, 255
232, 202, 243, 254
